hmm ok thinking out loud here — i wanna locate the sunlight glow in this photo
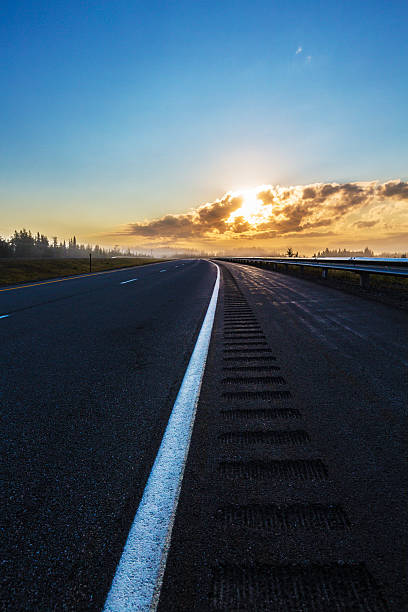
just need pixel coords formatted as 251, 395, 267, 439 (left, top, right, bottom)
227, 188, 272, 227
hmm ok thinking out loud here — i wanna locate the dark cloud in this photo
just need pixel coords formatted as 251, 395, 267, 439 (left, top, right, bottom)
354, 220, 378, 229
127, 214, 195, 238
283, 231, 337, 238
377, 180, 408, 200
118, 180, 408, 242
123, 194, 243, 239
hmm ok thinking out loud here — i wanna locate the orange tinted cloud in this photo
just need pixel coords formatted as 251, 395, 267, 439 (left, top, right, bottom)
119, 180, 408, 244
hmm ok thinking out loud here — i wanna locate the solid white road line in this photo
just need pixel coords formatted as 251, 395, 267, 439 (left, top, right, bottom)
0, 314, 9, 319
120, 279, 138, 284
104, 263, 220, 612
159, 269, 167, 272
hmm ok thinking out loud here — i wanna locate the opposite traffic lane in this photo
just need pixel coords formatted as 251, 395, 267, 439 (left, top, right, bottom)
0, 259, 186, 315
1, 259, 215, 610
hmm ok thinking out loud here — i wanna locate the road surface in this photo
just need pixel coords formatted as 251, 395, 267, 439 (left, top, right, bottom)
1, 260, 407, 610
1, 260, 215, 610
160, 262, 407, 611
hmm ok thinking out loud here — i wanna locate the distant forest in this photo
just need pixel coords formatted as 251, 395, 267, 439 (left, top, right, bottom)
313, 247, 374, 257
312, 247, 407, 258
0, 229, 139, 258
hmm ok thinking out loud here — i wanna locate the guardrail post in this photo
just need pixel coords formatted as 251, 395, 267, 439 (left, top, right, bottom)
359, 271, 370, 289
284, 264, 288, 272
322, 269, 328, 280
273, 263, 277, 271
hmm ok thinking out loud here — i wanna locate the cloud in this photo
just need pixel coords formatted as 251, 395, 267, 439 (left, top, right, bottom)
377, 180, 408, 199
306, 55, 312, 63
296, 46, 302, 54
354, 220, 378, 229
125, 194, 243, 239
117, 180, 408, 245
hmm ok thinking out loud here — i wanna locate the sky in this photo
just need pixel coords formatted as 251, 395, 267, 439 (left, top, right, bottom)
1, 0, 407, 254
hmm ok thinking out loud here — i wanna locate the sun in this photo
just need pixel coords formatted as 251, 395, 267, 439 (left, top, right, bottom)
227, 188, 271, 227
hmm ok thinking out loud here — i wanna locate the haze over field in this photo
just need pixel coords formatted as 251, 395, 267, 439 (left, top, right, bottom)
1, 1, 407, 254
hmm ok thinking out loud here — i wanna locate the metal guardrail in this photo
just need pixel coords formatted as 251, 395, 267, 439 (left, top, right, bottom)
216, 257, 408, 288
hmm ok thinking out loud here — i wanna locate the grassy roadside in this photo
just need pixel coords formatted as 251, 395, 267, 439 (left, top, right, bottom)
0, 257, 168, 287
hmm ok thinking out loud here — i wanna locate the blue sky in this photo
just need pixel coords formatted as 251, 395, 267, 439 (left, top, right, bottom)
1, 0, 407, 248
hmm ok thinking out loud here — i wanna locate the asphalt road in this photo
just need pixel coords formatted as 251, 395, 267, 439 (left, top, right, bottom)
1, 259, 216, 610
2, 259, 407, 610
159, 261, 408, 611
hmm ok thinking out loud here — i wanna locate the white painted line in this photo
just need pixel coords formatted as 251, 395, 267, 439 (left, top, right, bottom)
104, 263, 220, 612
120, 279, 138, 284
0, 314, 9, 319
159, 269, 167, 272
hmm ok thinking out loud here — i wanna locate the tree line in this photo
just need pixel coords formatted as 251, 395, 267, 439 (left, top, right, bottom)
313, 247, 406, 258
286, 246, 406, 258
0, 229, 134, 258
313, 247, 374, 258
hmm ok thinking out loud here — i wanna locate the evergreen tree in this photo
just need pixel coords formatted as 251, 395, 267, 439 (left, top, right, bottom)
0, 236, 12, 257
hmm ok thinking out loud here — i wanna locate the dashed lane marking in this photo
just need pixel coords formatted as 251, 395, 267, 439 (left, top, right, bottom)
0, 314, 9, 319
104, 263, 220, 612
0, 264, 173, 292
120, 279, 138, 284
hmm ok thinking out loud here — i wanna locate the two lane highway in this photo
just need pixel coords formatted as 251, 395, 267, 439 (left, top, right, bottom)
1, 259, 216, 610
2, 258, 407, 610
